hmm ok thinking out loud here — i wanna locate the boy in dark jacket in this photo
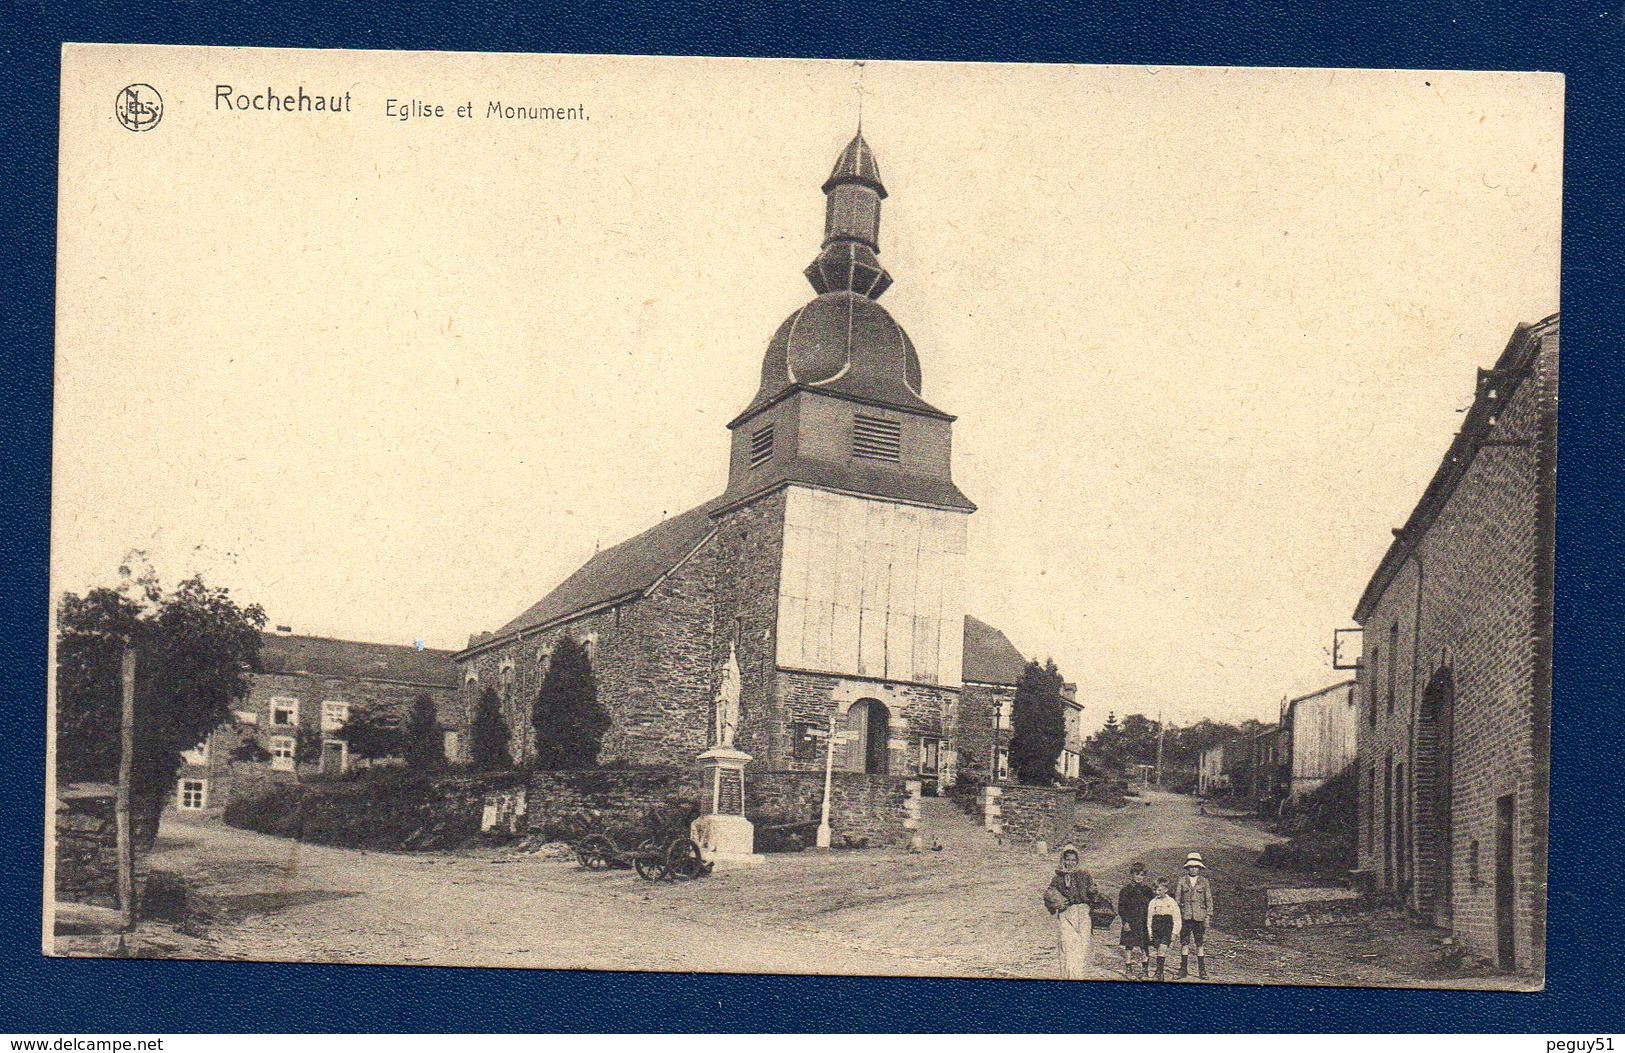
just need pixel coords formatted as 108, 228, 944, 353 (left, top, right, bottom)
1116, 863, 1154, 980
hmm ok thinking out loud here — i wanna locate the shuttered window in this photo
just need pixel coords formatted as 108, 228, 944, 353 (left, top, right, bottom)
852, 414, 902, 462
749, 424, 775, 468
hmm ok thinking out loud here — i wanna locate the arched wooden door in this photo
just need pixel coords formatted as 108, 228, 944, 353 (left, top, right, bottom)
844, 698, 891, 774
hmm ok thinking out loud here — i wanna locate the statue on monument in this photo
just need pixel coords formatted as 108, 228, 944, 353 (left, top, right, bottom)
714, 640, 742, 749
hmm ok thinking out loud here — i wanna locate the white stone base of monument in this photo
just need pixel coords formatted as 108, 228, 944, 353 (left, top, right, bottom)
690, 813, 763, 866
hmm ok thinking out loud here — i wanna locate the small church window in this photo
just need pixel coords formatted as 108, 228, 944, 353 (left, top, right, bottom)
749, 424, 775, 468
852, 414, 902, 462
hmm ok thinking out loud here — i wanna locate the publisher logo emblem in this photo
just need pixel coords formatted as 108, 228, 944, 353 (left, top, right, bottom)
116, 84, 163, 131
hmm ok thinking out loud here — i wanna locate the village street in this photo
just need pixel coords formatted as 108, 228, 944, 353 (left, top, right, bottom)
126, 791, 1527, 989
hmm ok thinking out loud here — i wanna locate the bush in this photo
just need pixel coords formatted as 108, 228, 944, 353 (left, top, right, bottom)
224, 768, 489, 851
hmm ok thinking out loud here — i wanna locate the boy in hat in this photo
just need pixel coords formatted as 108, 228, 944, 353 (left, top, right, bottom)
1116, 862, 1154, 979
1146, 876, 1181, 981
1176, 852, 1215, 979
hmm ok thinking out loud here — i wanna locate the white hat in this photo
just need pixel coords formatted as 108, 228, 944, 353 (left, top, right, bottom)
1183, 852, 1206, 869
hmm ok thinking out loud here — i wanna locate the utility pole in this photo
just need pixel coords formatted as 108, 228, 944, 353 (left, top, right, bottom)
1154, 709, 1165, 789
116, 648, 137, 933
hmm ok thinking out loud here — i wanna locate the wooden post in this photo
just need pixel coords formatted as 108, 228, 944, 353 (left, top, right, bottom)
116, 648, 136, 932
1154, 710, 1165, 789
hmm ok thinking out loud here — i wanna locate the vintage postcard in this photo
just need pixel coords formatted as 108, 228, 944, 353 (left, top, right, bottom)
48, 45, 1560, 989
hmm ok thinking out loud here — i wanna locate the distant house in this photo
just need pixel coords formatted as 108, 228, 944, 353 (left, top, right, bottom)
1197, 738, 1252, 797
171, 630, 462, 814
1054, 683, 1085, 780
1248, 724, 1288, 813
1281, 680, 1359, 801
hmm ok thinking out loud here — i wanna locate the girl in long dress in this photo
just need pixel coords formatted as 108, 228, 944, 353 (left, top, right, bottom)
1042, 844, 1096, 979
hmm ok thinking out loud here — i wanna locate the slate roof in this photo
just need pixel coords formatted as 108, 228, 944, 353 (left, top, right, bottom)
718, 454, 975, 516
961, 615, 1029, 687
733, 292, 946, 425
481, 497, 729, 646
259, 633, 460, 688
824, 132, 886, 196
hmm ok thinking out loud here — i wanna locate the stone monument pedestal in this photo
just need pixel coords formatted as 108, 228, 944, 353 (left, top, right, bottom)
691, 747, 762, 866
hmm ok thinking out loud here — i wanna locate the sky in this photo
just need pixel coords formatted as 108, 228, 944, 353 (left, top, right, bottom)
54, 49, 1562, 731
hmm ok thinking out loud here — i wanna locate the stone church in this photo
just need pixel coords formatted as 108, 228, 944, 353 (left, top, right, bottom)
454, 132, 1029, 790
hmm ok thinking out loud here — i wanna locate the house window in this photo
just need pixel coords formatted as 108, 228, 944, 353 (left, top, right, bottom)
919, 736, 941, 776
269, 735, 297, 771
852, 414, 902, 462
995, 746, 1010, 782
321, 700, 350, 732
749, 424, 775, 469
790, 721, 822, 763
994, 697, 1013, 731
270, 697, 299, 728
177, 779, 207, 810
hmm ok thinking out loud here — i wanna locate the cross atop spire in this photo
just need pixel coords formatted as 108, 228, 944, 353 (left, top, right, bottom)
805, 130, 892, 299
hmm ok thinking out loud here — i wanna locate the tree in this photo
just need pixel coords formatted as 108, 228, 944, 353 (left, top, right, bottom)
338, 705, 403, 765
55, 562, 265, 842
1009, 658, 1067, 785
404, 693, 445, 772
469, 685, 512, 771
531, 637, 610, 769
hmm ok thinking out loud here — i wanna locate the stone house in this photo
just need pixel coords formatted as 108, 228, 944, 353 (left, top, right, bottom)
1352, 314, 1556, 975
1248, 723, 1288, 812
171, 630, 463, 814
455, 133, 1042, 809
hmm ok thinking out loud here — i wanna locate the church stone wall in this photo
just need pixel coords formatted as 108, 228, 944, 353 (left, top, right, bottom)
711, 489, 788, 762
459, 530, 719, 769
774, 670, 956, 779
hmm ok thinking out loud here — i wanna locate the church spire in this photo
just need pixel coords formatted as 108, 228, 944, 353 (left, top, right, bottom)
804, 130, 893, 299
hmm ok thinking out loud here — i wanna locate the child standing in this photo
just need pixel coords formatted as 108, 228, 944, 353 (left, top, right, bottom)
1176, 852, 1215, 979
1116, 863, 1154, 980
1146, 877, 1181, 981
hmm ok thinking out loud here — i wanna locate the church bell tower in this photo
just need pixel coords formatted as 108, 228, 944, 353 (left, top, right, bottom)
711, 131, 974, 777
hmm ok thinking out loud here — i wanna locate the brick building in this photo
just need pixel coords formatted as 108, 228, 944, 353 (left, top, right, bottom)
1353, 315, 1556, 975
455, 133, 1039, 801
172, 630, 463, 814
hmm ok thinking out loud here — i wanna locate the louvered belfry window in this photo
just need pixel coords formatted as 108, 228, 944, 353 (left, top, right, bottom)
749, 424, 775, 468
852, 414, 902, 462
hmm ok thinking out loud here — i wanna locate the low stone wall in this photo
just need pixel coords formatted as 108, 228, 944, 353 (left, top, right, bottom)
54, 786, 156, 909
223, 773, 503, 850
1264, 887, 1364, 927
982, 784, 1086, 848
524, 767, 705, 841
750, 771, 917, 849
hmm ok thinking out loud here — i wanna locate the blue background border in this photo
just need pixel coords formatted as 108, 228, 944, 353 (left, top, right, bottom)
4, 1, 1621, 1033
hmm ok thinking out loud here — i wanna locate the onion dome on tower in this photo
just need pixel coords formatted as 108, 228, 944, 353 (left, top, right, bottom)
733, 132, 945, 424
722, 130, 972, 514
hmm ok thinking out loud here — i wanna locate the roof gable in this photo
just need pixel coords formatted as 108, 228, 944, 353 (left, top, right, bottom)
962, 615, 1028, 686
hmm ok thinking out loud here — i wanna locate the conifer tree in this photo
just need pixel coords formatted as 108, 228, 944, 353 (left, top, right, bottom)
531, 637, 610, 769
405, 693, 445, 772
469, 685, 513, 771
1010, 657, 1067, 785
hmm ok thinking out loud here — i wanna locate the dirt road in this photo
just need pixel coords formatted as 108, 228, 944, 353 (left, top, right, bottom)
119, 789, 1527, 988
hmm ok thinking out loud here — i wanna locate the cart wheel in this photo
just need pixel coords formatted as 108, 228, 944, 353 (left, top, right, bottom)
577, 834, 614, 870
666, 837, 709, 880
634, 856, 668, 881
